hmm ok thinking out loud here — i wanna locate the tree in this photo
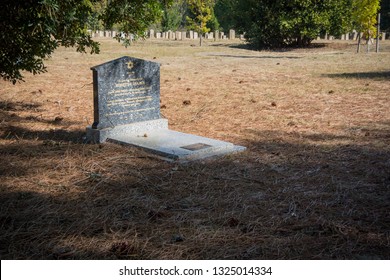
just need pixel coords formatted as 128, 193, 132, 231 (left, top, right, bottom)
230, 0, 353, 49
87, 0, 109, 32
214, 0, 237, 32
102, 0, 169, 46
381, 0, 390, 32
351, 0, 381, 52
206, 7, 220, 32
161, 0, 187, 32
327, 0, 354, 37
0, 0, 170, 84
0, 0, 97, 84
186, 0, 214, 46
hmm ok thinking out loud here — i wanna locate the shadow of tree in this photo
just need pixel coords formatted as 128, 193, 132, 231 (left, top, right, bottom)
324, 71, 390, 80
207, 54, 302, 59
226, 42, 333, 52
0, 123, 389, 259
0, 126, 85, 143
0, 101, 43, 112
0, 100, 82, 142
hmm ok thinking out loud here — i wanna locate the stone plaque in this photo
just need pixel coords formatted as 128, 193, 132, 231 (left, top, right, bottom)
91, 56, 160, 129
181, 143, 212, 151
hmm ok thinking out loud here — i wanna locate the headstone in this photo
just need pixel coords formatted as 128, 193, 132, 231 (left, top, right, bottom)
176, 31, 182, 40
189, 30, 194, 39
229, 29, 235, 40
86, 56, 246, 162
149, 29, 155, 39
182, 31, 187, 40
209, 32, 214, 40
156, 32, 161, 39
220, 32, 224, 39
194, 32, 198, 39
352, 32, 358, 40
382, 32, 386, 40
162, 32, 166, 39
346, 33, 350, 40
214, 30, 219, 41
99, 30, 104, 37
88, 56, 162, 133
341, 34, 345, 40
112, 31, 116, 38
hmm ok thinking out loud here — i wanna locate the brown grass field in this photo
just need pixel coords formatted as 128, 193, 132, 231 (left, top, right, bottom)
0, 38, 389, 259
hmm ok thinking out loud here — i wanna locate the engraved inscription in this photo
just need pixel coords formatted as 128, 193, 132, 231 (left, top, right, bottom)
104, 67, 154, 119
92, 56, 160, 129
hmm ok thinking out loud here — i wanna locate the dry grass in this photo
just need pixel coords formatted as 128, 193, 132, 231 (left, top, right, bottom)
0, 38, 389, 259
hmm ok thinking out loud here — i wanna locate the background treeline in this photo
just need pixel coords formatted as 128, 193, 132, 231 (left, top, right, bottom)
88, 0, 220, 33
1, 0, 389, 83
88, 0, 389, 48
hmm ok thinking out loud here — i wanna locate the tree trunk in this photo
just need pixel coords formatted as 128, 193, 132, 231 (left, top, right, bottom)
357, 32, 361, 53
199, 34, 203, 47
376, 13, 381, 53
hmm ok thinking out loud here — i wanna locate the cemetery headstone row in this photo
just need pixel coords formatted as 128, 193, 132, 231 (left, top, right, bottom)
319, 31, 387, 41
88, 29, 388, 41
88, 29, 243, 41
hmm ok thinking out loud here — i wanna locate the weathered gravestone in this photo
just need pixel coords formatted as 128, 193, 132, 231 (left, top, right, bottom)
86, 56, 246, 162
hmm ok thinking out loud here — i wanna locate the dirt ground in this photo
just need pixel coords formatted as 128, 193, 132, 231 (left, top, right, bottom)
1, 38, 389, 259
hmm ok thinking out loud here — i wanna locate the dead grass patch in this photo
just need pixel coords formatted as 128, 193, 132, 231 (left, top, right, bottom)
1, 38, 389, 259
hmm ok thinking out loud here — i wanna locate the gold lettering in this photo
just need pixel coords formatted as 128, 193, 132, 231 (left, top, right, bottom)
107, 96, 153, 107
114, 81, 145, 88
108, 86, 151, 96
105, 107, 155, 116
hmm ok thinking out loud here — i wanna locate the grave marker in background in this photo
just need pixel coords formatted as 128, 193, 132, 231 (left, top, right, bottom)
229, 29, 235, 39
214, 30, 219, 41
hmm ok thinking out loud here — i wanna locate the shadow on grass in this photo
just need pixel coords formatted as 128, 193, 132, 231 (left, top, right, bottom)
208, 54, 301, 59
0, 100, 82, 143
0, 125, 85, 143
325, 71, 390, 80
226, 42, 331, 52
0, 123, 389, 259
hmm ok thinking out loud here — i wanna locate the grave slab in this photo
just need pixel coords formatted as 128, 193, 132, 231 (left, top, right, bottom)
108, 128, 246, 162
